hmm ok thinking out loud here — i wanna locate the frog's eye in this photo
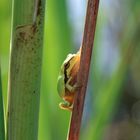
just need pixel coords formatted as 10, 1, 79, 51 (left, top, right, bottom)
64, 55, 74, 69
64, 61, 70, 69
64, 62, 70, 83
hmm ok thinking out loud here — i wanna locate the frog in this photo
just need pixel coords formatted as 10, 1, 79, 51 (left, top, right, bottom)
57, 48, 81, 111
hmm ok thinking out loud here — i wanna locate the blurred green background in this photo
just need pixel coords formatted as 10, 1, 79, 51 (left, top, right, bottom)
1, 0, 140, 140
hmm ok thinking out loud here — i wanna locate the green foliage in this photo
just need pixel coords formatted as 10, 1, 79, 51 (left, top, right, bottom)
1, 0, 140, 140
38, 0, 73, 139
0, 67, 5, 140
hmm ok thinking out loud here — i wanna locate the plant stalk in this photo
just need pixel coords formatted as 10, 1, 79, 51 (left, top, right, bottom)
68, 0, 100, 140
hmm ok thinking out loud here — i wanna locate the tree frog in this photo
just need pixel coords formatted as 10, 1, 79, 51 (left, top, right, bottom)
57, 48, 81, 111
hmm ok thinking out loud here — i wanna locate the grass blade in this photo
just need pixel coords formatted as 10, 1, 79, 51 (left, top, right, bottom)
6, 0, 46, 139
0, 64, 5, 140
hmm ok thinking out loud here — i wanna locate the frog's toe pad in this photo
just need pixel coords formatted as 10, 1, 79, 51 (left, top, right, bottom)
59, 102, 73, 111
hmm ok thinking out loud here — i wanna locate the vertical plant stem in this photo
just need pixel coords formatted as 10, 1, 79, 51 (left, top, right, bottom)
68, 0, 100, 140
7, 0, 46, 139
0, 65, 5, 140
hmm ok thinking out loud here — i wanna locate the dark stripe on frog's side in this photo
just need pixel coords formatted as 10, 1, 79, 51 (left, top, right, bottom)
64, 56, 74, 84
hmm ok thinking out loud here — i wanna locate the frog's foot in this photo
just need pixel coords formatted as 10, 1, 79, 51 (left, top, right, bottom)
73, 83, 82, 91
66, 83, 82, 93
59, 101, 73, 111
